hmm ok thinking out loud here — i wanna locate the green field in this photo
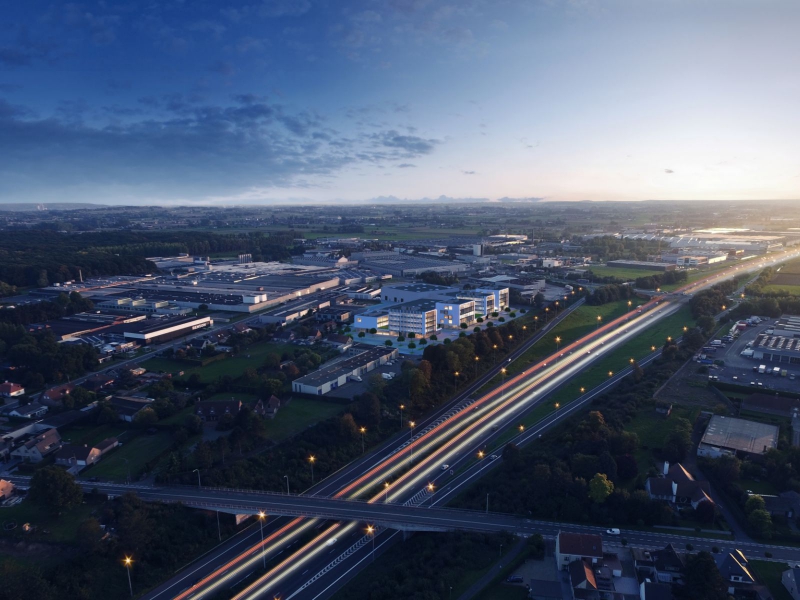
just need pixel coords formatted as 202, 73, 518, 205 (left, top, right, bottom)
751, 560, 793, 600
262, 397, 347, 443
142, 341, 299, 383
60, 423, 130, 446
627, 404, 701, 475
588, 266, 666, 280
0, 500, 97, 543
86, 431, 174, 481
763, 284, 800, 295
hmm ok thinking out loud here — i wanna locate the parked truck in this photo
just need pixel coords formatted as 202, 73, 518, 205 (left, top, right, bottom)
758, 365, 766, 374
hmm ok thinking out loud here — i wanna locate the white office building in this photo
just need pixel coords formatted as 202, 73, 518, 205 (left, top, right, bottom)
388, 300, 438, 336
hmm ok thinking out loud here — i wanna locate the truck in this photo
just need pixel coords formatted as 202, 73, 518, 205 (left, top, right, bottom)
758, 365, 766, 374
702, 346, 717, 354
773, 367, 781, 376
381, 372, 395, 380
710, 340, 722, 347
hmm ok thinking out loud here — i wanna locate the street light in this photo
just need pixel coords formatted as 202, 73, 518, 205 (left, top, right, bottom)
366, 525, 376, 562
474, 355, 479, 378
427, 482, 435, 493
608, 371, 614, 377
627, 300, 632, 311
399, 404, 405, 428
596, 315, 602, 329
518, 424, 524, 432
533, 316, 538, 331
522, 325, 527, 339
453, 371, 460, 391
501, 367, 506, 385
123, 556, 133, 598
257, 511, 267, 569
555, 336, 561, 351
359, 426, 366, 454
629, 358, 635, 364
651, 345, 656, 352
478, 450, 485, 459
384, 481, 390, 502
409, 421, 416, 463
193, 468, 201, 489
308, 455, 315, 484
683, 326, 688, 332
554, 402, 560, 409
667, 336, 672, 342
580, 387, 586, 394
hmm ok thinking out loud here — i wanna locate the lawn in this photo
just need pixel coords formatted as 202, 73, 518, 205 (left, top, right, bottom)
738, 478, 780, 496
588, 266, 666, 281
751, 560, 793, 600
763, 284, 800, 295
142, 340, 300, 383
263, 397, 347, 443
86, 431, 174, 481
0, 500, 98, 543
59, 423, 131, 446
627, 403, 701, 476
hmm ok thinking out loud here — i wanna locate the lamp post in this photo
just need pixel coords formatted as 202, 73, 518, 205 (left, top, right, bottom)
360, 427, 367, 453
474, 356, 479, 378
409, 421, 416, 463
193, 468, 201, 489
453, 371, 459, 392
284, 475, 289, 495
123, 556, 133, 598
257, 511, 266, 569
627, 300, 632, 312
533, 315, 538, 332
384, 481, 390, 503
545, 307, 550, 322
554, 300, 559, 315
366, 525, 376, 562
580, 387, 585, 394
555, 336, 561, 352
486, 492, 490, 514
518, 424, 525, 433
308, 455, 315, 484
399, 404, 405, 428
608, 370, 614, 377
493, 344, 497, 364
501, 368, 506, 385
596, 315, 602, 330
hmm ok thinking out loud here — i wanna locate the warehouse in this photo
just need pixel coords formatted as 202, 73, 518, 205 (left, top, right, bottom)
291, 346, 398, 395
697, 415, 779, 458
358, 254, 469, 277
106, 315, 212, 345
751, 334, 800, 365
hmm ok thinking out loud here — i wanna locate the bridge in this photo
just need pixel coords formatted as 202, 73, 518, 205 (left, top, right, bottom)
10, 477, 520, 533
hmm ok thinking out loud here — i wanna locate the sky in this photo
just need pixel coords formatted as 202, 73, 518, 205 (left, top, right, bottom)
1, 0, 799, 205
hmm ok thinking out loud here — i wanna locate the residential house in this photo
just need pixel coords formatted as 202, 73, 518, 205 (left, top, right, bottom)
634, 544, 687, 585
94, 437, 119, 456
274, 329, 296, 342
11, 428, 62, 463
555, 532, 603, 570
307, 329, 323, 342
109, 395, 153, 422
645, 462, 713, 509
189, 338, 210, 352
55, 444, 102, 470
783, 567, 800, 600
326, 334, 353, 351
232, 322, 252, 335
717, 550, 758, 597
0, 479, 15, 501
639, 581, 673, 600
264, 395, 281, 419
208, 331, 230, 345
8, 402, 49, 419
82, 373, 116, 393
568, 560, 600, 599
763, 491, 800, 519
196, 399, 242, 422
39, 383, 76, 407
0, 381, 24, 398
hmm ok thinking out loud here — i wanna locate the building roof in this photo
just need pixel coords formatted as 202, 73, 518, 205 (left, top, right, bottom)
718, 550, 755, 584
42, 383, 76, 402
39, 409, 88, 429
383, 283, 453, 293
568, 560, 597, 591
10, 402, 47, 417
0, 381, 24, 395
700, 415, 779, 455
653, 544, 687, 573
642, 581, 673, 600
388, 299, 438, 313
56, 444, 95, 462
0, 479, 14, 498
292, 345, 397, 389
95, 437, 118, 452
326, 334, 353, 345
196, 400, 242, 418
267, 395, 281, 410
20, 428, 61, 454
558, 532, 603, 558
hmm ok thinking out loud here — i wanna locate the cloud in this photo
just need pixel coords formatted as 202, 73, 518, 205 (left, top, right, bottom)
462, 170, 476, 175
664, 169, 674, 174
397, 163, 416, 168
373, 130, 439, 156
0, 28, 59, 67
0, 95, 442, 202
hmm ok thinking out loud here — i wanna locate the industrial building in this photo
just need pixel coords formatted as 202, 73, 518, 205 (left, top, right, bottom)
388, 300, 439, 336
105, 315, 212, 345
291, 345, 398, 395
697, 415, 779, 458
356, 252, 469, 277
773, 315, 800, 339
750, 334, 800, 365
605, 260, 676, 272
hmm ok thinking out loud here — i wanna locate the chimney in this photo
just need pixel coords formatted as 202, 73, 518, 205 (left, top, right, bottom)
663, 461, 669, 476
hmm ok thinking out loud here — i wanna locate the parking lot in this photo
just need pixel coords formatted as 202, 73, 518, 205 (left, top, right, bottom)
706, 319, 799, 394
325, 354, 415, 399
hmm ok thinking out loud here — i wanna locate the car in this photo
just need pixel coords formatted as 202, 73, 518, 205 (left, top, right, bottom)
489, 454, 499, 461
606, 528, 621, 535
441, 464, 450, 470
750, 381, 756, 386
326, 538, 338, 546
732, 376, 738, 381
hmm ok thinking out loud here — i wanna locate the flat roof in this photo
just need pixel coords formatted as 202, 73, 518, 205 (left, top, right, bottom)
383, 283, 454, 293
105, 315, 208, 335
701, 415, 778, 454
389, 299, 437, 312
753, 334, 800, 355
293, 346, 397, 388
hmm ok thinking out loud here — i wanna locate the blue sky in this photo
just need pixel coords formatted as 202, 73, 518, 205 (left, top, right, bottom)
1, 0, 799, 204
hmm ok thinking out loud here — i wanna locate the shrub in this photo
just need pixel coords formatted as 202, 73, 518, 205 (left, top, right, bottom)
711, 546, 719, 553
476, 317, 484, 323
487, 322, 494, 327
474, 327, 481, 333
686, 544, 694, 551
460, 323, 468, 329
459, 332, 466, 338
443, 338, 451, 344
397, 336, 406, 342
419, 339, 427, 345
430, 335, 438, 341
408, 332, 416, 338
408, 342, 416, 349
498, 317, 505, 322
765, 551, 773, 558
491, 312, 499, 317
505, 307, 511, 312
358, 331, 365, 338
369, 328, 377, 334
385, 340, 393, 347
510, 312, 516, 317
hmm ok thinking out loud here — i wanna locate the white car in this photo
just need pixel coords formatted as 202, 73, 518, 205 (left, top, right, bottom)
326, 538, 338, 546
441, 464, 450, 470
606, 528, 621, 536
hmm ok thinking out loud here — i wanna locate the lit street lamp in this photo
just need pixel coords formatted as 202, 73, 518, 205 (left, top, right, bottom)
555, 336, 561, 352
518, 424, 524, 432
493, 344, 498, 364
554, 402, 560, 409
409, 421, 416, 463
474, 355, 479, 378
596, 315, 602, 329
399, 404, 405, 428
258, 511, 267, 568
366, 525, 377, 561
123, 556, 134, 598
308, 455, 315, 484
608, 370, 614, 377
360, 427, 366, 453
384, 481, 390, 502
533, 316, 538, 331
501, 367, 506, 385
522, 324, 527, 339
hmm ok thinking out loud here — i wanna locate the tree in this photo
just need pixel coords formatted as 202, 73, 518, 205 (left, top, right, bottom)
588, 473, 614, 503
76, 517, 103, 553
745, 494, 766, 514
697, 315, 716, 334
748, 509, 773, 538
683, 551, 728, 600
694, 500, 716, 524
533, 293, 545, 308
29, 466, 83, 514
133, 406, 159, 427
615, 454, 638, 480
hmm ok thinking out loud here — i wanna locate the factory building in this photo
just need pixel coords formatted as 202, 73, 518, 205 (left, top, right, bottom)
698, 415, 779, 458
291, 346, 398, 395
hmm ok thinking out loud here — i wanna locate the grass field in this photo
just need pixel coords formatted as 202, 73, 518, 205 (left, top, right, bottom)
0, 500, 97, 543
763, 284, 800, 295
60, 422, 130, 446
627, 403, 701, 475
751, 560, 793, 600
86, 431, 174, 481
588, 266, 666, 280
262, 397, 347, 443
142, 341, 299, 383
